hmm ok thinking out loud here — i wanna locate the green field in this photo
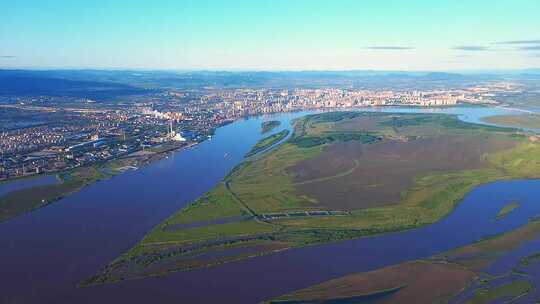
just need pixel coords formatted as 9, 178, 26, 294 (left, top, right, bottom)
86, 111, 540, 284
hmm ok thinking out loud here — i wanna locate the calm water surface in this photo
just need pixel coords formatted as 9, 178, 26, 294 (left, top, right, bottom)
0, 174, 58, 196
1, 106, 539, 303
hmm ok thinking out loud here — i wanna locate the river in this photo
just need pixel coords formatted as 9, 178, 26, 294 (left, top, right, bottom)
0, 106, 538, 303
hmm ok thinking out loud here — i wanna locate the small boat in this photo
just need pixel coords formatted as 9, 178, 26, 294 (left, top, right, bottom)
224, 153, 229, 158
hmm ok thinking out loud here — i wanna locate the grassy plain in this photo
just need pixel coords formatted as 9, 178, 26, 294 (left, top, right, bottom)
87, 111, 540, 284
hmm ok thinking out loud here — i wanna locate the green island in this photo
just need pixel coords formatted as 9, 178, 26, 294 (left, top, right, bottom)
482, 113, 540, 130
261, 120, 281, 133
245, 129, 290, 157
496, 201, 520, 220
518, 252, 540, 267
84, 111, 540, 285
0, 142, 184, 223
269, 219, 540, 303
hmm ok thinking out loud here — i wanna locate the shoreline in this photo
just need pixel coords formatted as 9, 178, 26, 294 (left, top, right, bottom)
85, 110, 540, 284
0, 141, 201, 223
0, 103, 520, 225
0, 102, 494, 185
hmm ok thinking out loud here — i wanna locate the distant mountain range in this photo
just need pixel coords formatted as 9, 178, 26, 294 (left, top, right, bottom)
0, 69, 538, 101
0, 70, 154, 101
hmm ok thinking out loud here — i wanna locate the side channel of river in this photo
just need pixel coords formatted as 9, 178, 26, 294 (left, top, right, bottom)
0, 106, 537, 303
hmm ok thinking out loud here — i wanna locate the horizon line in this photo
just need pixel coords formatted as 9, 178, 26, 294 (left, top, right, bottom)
1, 67, 540, 74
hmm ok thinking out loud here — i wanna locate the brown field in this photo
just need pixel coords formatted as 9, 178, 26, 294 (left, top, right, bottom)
290, 135, 515, 210
332, 114, 389, 132
271, 260, 476, 304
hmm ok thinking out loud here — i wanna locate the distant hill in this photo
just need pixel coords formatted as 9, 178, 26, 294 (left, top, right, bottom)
0, 69, 510, 95
0, 70, 153, 101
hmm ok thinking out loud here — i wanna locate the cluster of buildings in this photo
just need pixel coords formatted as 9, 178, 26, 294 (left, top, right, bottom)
0, 107, 198, 180
168, 86, 501, 119
0, 82, 516, 181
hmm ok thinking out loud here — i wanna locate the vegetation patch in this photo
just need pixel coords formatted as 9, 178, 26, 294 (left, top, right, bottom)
245, 129, 290, 157
271, 219, 540, 304
518, 252, 540, 267
0, 144, 183, 223
261, 120, 281, 133
496, 201, 520, 220
269, 261, 475, 304
483, 114, 540, 129
465, 280, 532, 304
0, 165, 108, 223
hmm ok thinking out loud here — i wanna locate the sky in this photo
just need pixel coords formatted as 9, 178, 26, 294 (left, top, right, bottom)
1, 0, 540, 71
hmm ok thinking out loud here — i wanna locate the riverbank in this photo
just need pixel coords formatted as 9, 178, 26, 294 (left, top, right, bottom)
85, 111, 540, 284
482, 113, 540, 130
4, 106, 540, 304
0, 141, 198, 223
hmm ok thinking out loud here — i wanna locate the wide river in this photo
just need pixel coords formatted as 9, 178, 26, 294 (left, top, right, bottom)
1, 106, 540, 303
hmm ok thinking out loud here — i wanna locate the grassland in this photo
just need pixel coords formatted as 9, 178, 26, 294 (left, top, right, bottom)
86, 111, 540, 284
483, 114, 540, 129
261, 120, 281, 133
245, 129, 290, 157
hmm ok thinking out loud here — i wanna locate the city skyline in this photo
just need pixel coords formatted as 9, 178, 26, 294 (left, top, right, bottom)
1, 0, 540, 71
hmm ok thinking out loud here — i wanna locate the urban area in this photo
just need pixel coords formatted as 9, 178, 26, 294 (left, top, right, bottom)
0, 82, 519, 180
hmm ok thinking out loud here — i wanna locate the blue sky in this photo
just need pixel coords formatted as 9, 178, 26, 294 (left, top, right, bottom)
1, 0, 540, 70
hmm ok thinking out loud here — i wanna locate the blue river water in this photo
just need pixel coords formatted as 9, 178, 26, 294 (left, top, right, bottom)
0, 106, 539, 303
0, 174, 58, 197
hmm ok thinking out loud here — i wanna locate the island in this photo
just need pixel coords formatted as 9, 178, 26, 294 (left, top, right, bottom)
261, 120, 281, 134
85, 111, 540, 285
245, 129, 290, 157
496, 201, 520, 220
